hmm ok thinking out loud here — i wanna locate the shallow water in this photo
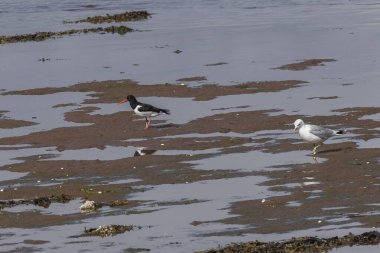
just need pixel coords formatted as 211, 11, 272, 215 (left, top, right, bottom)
0, 0, 380, 95
0, 92, 92, 138
0, 0, 380, 253
188, 149, 326, 171
333, 245, 380, 253
0, 170, 28, 181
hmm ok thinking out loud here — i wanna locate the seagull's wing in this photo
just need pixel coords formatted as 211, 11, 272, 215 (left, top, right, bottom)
308, 125, 335, 140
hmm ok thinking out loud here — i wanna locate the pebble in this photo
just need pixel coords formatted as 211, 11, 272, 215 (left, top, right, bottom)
80, 200, 96, 211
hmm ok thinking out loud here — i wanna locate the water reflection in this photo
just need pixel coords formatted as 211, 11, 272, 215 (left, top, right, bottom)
188, 150, 327, 172
134, 147, 157, 157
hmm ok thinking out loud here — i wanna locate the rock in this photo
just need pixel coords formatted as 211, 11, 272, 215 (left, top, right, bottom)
80, 200, 97, 211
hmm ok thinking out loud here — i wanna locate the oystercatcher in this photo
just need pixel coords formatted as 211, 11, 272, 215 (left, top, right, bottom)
134, 147, 157, 157
119, 95, 170, 129
293, 119, 345, 155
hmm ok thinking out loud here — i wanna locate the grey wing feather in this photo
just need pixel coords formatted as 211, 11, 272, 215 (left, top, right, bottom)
309, 125, 335, 140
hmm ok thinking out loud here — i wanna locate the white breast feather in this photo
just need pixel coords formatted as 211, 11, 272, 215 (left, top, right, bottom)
134, 105, 159, 117
299, 125, 323, 143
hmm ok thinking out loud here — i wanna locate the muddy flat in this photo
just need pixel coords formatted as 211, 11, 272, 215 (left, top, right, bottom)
0, 1, 379, 253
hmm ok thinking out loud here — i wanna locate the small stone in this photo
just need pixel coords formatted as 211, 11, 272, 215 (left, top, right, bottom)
261, 199, 266, 203
80, 200, 97, 211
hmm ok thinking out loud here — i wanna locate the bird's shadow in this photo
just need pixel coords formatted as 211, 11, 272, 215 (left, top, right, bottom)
317, 146, 352, 154
150, 123, 179, 129
306, 147, 350, 163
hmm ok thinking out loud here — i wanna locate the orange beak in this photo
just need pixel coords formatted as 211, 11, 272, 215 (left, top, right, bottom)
118, 98, 128, 105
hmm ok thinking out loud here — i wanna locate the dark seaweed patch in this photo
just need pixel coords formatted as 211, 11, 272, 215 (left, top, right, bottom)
197, 231, 380, 253
65, 11, 151, 24
0, 194, 72, 209
83, 225, 133, 237
0, 26, 133, 45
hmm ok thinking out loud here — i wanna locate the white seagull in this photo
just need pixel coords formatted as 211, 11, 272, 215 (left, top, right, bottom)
293, 119, 345, 155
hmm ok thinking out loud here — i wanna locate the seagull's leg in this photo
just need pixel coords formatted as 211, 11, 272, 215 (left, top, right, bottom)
313, 144, 322, 155
312, 144, 316, 155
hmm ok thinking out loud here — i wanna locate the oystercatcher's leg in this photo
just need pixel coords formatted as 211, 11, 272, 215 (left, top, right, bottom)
145, 117, 149, 129
147, 118, 151, 129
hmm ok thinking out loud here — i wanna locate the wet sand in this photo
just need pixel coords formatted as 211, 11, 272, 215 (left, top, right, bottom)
0, 76, 379, 251
274, 59, 336, 71
1, 1, 380, 252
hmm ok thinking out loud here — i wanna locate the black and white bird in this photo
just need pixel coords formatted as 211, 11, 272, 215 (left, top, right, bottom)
119, 95, 170, 129
293, 119, 345, 155
134, 147, 157, 157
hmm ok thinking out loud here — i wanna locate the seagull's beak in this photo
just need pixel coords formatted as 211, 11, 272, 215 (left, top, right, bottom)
118, 98, 128, 105
294, 126, 298, 131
